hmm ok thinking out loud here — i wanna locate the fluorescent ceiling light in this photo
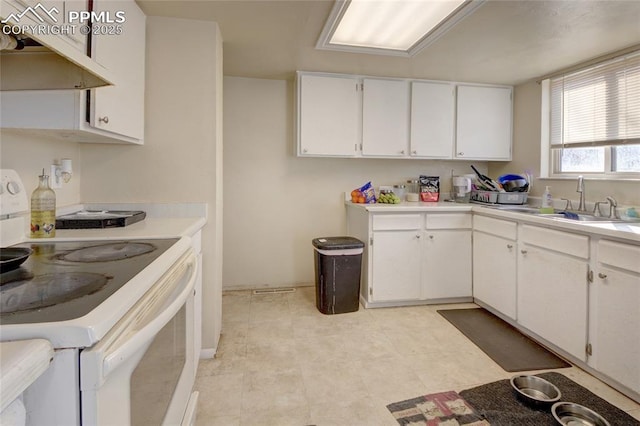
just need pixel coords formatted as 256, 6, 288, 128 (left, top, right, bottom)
317, 0, 485, 57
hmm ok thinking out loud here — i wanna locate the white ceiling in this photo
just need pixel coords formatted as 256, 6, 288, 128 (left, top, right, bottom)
137, 0, 640, 85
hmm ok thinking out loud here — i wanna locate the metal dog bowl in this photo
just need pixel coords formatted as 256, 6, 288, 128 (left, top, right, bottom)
510, 375, 562, 407
552, 402, 611, 426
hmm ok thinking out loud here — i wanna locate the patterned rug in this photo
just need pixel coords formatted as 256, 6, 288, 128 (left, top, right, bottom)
388, 373, 640, 426
386, 390, 489, 425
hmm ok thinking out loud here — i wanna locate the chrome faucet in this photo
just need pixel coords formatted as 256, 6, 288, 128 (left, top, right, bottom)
576, 175, 586, 212
606, 196, 619, 219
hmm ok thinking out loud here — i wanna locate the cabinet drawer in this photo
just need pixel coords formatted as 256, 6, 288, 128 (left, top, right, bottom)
521, 225, 589, 259
598, 240, 640, 273
372, 214, 422, 231
473, 215, 516, 240
426, 213, 472, 229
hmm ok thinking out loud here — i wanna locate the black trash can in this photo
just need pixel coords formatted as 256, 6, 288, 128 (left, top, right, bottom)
312, 236, 364, 315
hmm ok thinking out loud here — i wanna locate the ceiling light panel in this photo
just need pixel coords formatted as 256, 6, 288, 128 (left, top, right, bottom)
331, 0, 466, 50
317, 0, 484, 56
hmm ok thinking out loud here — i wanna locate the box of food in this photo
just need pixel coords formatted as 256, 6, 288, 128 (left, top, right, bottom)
419, 175, 440, 202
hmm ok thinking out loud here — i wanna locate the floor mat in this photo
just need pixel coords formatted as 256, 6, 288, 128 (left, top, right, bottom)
386, 390, 489, 425
459, 372, 640, 425
438, 308, 570, 372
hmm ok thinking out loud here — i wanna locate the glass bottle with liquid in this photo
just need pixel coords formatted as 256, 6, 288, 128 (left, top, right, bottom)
30, 170, 56, 238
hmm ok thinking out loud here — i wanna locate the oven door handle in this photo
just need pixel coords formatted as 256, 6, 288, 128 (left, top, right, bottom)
100, 256, 197, 378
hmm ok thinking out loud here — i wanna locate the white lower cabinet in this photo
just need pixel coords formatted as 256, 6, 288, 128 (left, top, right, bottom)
472, 215, 517, 319
517, 225, 589, 361
423, 214, 472, 299
347, 208, 473, 306
590, 240, 640, 395
370, 230, 422, 302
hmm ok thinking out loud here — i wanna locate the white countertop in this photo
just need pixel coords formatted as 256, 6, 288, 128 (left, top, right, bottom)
0, 339, 53, 411
345, 201, 640, 243
31, 217, 207, 242
346, 200, 473, 213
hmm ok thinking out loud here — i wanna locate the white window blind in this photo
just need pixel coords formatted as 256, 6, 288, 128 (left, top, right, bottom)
550, 51, 640, 148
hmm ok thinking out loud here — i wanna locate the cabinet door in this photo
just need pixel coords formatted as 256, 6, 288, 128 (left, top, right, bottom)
90, 0, 145, 140
362, 78, 409, 157
371, 231, 421, 301
517, 245, 588, 360
423, 230, 471, 299
472, 231, 517, 319
410, 81, 454, 158
456, 85, 512, 160
592, 267, 640, 394
297, 74, 359, 156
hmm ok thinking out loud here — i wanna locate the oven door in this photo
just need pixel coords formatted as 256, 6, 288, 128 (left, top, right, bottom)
80, 251, 198, 426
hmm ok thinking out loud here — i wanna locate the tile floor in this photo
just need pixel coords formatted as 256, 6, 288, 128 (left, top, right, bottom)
195, 286, 640, 425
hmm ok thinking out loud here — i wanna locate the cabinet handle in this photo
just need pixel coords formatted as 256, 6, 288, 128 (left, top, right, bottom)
400, 150, 405, 155
598, 273, 607, 279
458, 152, 464, 156
520, 249, 528, 254
429, 235, 434, 239
507, 244, 513, 249
98, 116, 109, 124
302, 148, 308, 153
416, 234, 421, 239
412, 150, 417, 155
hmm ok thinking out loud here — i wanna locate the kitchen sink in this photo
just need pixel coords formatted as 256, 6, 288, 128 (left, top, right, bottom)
479, 204, 638, 223
534, 213, 624, 222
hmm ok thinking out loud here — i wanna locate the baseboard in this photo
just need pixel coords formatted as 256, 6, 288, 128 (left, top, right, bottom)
199, 348, 217, 359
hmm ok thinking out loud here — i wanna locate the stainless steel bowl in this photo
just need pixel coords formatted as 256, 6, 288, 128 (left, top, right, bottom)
510, 375, 562, 407
552, 402, 611, 426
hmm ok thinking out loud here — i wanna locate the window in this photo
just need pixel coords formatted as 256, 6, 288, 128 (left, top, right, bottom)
543, 51, 640, 177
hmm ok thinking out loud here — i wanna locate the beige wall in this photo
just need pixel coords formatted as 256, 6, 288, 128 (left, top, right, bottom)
223, 76, 487, 290
80, 17, 223, 350
0, 132, 82, 209
490, 80, 640, 207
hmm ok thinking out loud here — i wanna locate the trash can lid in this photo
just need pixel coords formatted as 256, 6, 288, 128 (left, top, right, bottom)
312, 236, 364, 250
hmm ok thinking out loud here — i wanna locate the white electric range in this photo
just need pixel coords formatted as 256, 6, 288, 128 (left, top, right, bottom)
0, 169, 199, 426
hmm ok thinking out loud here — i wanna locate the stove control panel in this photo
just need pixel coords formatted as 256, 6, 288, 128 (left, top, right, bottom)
1, 169, 28, 216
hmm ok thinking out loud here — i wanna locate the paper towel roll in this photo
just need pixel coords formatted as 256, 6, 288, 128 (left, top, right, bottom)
0, 33, 18, 51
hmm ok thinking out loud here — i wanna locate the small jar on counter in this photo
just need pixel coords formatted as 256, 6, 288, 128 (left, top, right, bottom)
393, 184, 405, 201
405, 179, 419, 201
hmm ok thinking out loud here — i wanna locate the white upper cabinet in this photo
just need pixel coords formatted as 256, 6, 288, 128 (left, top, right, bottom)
361, 78, 409, 157
89, 0, 146, 140
297, 73, 360, 157
0, 0, 146, 144
456, 84, 513, 160
295, 71, 513, 160
410, 81, 455, 158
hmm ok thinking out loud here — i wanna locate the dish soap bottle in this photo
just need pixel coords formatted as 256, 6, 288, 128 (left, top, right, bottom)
540, 186, 554, 214
30, 169, 56, 238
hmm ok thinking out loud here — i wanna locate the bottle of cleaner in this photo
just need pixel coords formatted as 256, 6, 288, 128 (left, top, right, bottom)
540, 186, 554, 214
30, 169, 56, 238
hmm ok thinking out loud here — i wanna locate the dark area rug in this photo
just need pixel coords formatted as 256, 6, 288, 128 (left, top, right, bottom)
459, 372, 640, 425
438, 308, 570, 372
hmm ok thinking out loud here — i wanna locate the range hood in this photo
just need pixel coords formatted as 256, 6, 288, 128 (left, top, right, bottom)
1, 5, 114, 91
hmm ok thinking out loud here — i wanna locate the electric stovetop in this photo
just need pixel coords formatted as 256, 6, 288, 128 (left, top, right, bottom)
0, 238, 178, 324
